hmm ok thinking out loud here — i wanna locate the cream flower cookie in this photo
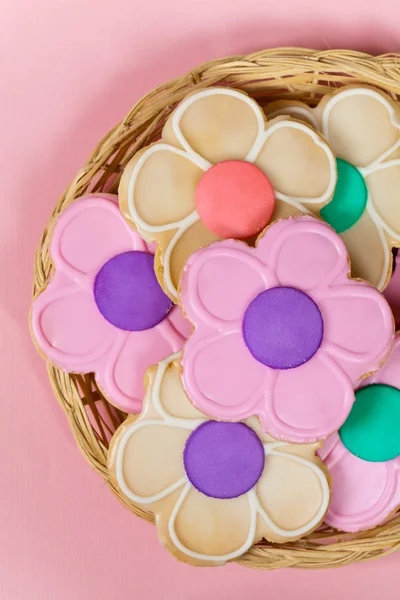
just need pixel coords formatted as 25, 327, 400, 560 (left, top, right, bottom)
119, 87, 337, 301
109, 353, 331, 567
265, 85, 400, 290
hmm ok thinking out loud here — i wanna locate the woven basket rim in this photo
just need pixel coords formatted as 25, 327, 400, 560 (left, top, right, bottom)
32, 47, 400, 570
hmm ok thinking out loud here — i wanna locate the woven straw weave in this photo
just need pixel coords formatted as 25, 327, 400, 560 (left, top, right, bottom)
32, 48, 400, 569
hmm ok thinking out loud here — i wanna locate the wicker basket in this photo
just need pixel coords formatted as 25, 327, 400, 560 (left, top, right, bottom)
32, 47, 400, 569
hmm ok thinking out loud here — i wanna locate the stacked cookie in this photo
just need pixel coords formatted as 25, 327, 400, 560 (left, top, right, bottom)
31, 86, 400, 566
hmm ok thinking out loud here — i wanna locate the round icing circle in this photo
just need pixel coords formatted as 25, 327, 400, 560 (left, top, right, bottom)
320, 158, 368, 234
195, 160, 275, 239
183, 421, 265, 499
242, 286, 324, 369
94, 251, 173, 331
339, 383, 400, 462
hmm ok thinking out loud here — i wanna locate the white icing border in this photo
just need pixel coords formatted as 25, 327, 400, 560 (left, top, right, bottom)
127, 143, 202, 234
321, 90, 400, 269
171, 87, 266, 167
167, 441, 330, 562
361, 158, 400, 177
255, 446, 330, 537
361, 160, 400, 243
247, 119, 337, 205
321, 88, 400, 248
161, 210, 200, 297
114, 353, 330, 563
127, 143, 203, 298
127, 88, 336, 298
321, 87, 400, 170
151, 352, 206, 430
268, 89, 400, 289
115, 420, 189, 505
168, 481, 258, 563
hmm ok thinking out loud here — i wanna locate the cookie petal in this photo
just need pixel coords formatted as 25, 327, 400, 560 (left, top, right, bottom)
263, 352, 354, 442
364, 336, 400, 388
127, 144, 202, 232
51, 195, 143, 276
365, 160, 400, 240
319, 283, 394, 381
114, 420, 189, 504
264, 100, 319, 129
167, 304, 192, 339
182, 331, 269, 421
256, 448, 329, 540
257, 216, 349, 291
156, 354, 204, 422
180, 240, 273, 326
322, 435, 399, 532
340, 208, 391, 290
172, 88, 264, 164
31, 279, 115, 372
168, 484, 255, 562
321, 88, 400, 168
98, 316, 187, 413
252, 120, 336, 206
164, 218, 220, 300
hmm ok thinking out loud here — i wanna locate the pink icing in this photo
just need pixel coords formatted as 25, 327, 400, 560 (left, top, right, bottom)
31, 194, 190, 413
319, 435, 400, 531
180, 216, 394, 443
361, 334, 400, 389
319, 337, 400, 532
384, 252, 400, 330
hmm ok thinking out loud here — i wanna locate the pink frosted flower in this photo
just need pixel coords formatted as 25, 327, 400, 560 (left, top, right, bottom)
180, 216, 394, 443
31, 194, 190, 413
320, 335, 400, 532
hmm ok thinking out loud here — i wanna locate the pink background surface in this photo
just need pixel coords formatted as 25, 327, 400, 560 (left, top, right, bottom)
2, 1, 400, 598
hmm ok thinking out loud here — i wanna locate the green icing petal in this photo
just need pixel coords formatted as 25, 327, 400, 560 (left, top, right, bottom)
339, 384, 400, 462
321, 159, 368, 234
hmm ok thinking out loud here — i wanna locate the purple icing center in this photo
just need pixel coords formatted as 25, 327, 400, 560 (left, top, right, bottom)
242, 286, 323, 369
183, 421, 265, 499
94, 251, 173, 331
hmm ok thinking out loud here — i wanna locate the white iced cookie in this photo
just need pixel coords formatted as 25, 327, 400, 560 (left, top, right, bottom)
119, 87, 337, 301
109, 353, 331, 567
265, 85, 400, 290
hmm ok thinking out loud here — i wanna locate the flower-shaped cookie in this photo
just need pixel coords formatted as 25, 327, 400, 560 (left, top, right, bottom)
109, 353, 330, 566
119, 87, 337, 300
319, 335, 400, 532
180, 216, 394, 443
31, 194, 190, 413
265, 86, 400, 290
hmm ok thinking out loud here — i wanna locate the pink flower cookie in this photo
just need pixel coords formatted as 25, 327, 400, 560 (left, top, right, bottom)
119, 87, 337, 301
31, 194, 190, 413
180, 216, 394, 443
319, 335, 400, 532
109, 353, 331, 567
265, 86, 400, 290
